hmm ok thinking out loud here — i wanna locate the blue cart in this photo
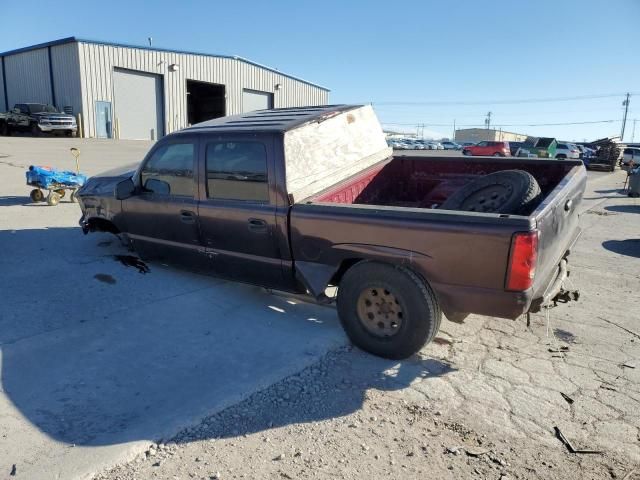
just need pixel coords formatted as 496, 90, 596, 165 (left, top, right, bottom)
26, 165, 88, 206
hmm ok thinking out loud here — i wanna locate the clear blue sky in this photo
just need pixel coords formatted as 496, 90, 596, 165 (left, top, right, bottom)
3, 0, 639, 141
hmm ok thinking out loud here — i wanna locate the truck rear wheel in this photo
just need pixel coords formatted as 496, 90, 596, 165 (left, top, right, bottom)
337, 261, 441, 359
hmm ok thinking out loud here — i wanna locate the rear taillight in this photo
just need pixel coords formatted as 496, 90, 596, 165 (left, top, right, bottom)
506, 231, 538, 291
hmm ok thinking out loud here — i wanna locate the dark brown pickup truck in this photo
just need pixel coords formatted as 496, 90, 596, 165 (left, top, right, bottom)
77, 105, 585, 359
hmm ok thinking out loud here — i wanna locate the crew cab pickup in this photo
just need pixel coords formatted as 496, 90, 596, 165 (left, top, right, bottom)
77, 105, 585, 359
0, 103, 77, 136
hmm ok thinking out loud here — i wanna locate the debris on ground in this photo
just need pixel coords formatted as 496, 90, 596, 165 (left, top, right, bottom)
560, 392, 575, 405
554, 426, 603, 455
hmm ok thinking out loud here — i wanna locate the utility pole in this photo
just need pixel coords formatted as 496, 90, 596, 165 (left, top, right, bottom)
632, 118, 637, 143
620, 93, 630, 140
485, 111, 492, 140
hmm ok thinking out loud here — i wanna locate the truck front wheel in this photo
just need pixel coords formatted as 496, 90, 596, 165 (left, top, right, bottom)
337, 261, 441, 359
30, 123, 41, 137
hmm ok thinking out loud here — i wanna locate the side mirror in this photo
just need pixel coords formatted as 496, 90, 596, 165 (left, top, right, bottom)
144, 178, 170, 195
115, 178, 135, 200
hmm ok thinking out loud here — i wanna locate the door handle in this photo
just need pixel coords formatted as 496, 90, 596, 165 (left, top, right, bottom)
180, 210, 196, 224
248, 218, 267, 232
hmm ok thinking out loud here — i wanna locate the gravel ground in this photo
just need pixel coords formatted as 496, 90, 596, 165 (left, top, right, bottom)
94, 346, 634, 480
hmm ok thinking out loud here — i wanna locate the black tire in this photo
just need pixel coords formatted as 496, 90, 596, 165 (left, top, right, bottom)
46, 191, 60, 206
30, 189, 44, 202
556, 154, 566, 159
493, 152, 504, 157
462, 149, 472, 156
30, 123, 41, 137
441, 169, 541, 215
337, 261, 441, 359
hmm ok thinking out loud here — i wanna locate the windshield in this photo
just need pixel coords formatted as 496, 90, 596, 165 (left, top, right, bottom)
28, 104, 59, 114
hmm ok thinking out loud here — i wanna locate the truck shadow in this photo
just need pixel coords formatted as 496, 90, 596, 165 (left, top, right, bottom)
178, 351, 455, 443
602, 239, 640, 258
0, 227, 455, 449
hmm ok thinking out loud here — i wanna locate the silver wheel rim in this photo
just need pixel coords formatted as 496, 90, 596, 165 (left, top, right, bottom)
356, 287, 404, 337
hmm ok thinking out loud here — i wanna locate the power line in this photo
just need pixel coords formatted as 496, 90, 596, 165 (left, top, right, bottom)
371, 92, 639, 107
382, 119, 618, 128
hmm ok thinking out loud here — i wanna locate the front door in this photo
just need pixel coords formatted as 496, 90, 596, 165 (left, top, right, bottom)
95, 101, 112, 139
122, 136, 202, 269
196, 135, 284, 287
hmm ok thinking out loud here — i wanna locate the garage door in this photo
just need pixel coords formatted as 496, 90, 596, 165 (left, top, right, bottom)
113, 69, 164, 140
242, 89, 273, 113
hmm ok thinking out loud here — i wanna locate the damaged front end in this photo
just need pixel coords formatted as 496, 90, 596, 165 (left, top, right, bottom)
77, 171, 135, 235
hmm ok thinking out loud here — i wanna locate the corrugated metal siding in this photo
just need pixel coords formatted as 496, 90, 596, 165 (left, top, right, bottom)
77, 42, 328, 138
4, 48, 52, 106
50, 43, 82, 115
0, 58, 6, 110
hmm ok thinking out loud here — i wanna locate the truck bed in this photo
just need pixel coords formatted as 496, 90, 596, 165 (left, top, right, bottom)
306, 155, 575, 211
291, 156, 586, 320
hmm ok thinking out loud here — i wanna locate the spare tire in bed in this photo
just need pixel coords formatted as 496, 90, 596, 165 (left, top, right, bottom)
440, 169, 541, 214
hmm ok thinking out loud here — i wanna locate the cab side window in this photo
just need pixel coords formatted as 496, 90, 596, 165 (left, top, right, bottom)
140, 143, 195, 197
205, 141, 269, 202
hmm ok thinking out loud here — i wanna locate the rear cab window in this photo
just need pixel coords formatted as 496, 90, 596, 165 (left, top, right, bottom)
205, 141, 269, 202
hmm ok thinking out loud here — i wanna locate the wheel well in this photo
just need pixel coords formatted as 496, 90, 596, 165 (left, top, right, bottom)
329, 258, 364, 286
86, 217, 120, 234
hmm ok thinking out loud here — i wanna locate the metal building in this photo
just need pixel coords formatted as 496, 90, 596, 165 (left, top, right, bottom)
454, 128, 528, 143
0, 37, 329, 140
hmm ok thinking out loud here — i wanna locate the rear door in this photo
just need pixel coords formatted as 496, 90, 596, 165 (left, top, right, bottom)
121, 135, 202, 268
196, 134, 284, 287
475, 141, 489, 155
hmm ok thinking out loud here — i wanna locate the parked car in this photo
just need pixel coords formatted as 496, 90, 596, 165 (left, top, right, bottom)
78, 105, 585, 359
555, 143, 581, 159
621, 147, 640, 167
509, 142, 524, 156
0, 103, 77, 137
462, 141, 511, 157
432, 142, 445, 150
441, 141, 462, 150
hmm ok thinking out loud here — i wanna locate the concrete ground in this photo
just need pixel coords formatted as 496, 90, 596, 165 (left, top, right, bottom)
0, 137, 638, 479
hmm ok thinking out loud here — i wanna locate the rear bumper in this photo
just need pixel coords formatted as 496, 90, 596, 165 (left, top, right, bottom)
433, 245, 580, 320
433, 282, 531, 320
